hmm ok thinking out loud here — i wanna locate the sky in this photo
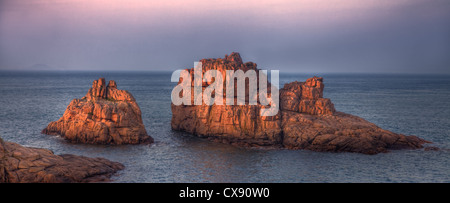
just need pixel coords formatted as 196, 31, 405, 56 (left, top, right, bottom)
0, 0, 449, 73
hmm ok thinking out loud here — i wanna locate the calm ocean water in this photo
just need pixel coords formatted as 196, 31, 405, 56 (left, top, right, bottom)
0, 71, 449, 183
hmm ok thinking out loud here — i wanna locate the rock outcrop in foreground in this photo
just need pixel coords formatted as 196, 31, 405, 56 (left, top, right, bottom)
0, 137, 123, 183
171, 52, 430, 154
43, 78, 153, 145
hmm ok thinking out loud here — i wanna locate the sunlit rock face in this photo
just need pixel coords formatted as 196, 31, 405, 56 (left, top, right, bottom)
171, 52, 283, 147
280, 76, 335, 115
43, 78, 153, 145
171, 52, 429, 154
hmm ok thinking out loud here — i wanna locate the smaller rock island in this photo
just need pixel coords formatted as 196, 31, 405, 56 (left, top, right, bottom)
42, 78, 153, 145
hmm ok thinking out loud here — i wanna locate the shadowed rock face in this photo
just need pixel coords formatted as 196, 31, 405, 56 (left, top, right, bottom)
42, 78, 153, 145
171, 52, 430, 154
0, 137, 124, 183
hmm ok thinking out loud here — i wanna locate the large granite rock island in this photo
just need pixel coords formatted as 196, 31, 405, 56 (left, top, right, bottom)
171, 52, 429, 154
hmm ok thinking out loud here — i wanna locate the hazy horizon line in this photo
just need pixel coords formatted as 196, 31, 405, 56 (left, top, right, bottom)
1, 68, 449, 75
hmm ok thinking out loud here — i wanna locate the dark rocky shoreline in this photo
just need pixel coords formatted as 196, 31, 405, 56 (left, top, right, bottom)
0, 136, 123, 183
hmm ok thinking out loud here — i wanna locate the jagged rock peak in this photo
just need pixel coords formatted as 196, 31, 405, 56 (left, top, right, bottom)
224, 52, 243, 64
198, 52, 252, 70
280, 76, 335, 115
83, 78, 135, 102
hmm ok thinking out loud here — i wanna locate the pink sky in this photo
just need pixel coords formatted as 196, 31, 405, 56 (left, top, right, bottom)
1, 0, 449, 73
2, 0, 419, 30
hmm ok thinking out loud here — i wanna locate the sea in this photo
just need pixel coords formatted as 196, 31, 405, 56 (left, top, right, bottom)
0, 71, 449, 183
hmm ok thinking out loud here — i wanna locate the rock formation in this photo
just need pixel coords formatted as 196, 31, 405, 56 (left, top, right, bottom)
280, 77, 336, 115
0, 136, 124, 183
42, 78, 153, 145
171, 52, 430, 154
171, 53, 283, 147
